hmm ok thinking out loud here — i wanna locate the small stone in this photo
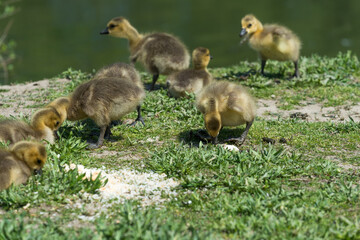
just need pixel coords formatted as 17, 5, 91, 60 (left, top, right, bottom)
262, 137, 276, 144
221, 144, 240, 151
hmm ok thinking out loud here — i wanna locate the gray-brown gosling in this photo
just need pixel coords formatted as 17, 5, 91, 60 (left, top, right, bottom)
46, 62, 141, 130
239, 14, 301, 78
100, 17, 190, 90
0, 108, 62, 145
66, 64, 146, 149
166, 47, 213, 98
196, 80, 256, 145
0, 141, 47, 191
94, 62, 142, 83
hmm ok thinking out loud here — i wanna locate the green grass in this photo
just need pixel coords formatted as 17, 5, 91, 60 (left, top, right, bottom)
0, 52, 360, 239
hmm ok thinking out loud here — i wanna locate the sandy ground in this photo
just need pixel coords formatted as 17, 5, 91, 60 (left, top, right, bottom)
257, 99, 360, 122
64, 164, 179, 206
0, 78, 70, 118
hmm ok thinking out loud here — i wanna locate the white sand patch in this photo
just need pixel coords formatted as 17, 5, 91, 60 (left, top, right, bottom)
64, 164, 179, 206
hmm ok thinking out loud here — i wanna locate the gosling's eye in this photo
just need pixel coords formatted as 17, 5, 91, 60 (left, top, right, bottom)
37, 159, 42, 164
247, 23, 252, 28
55, 121, 60, 126
109, 24, 115, 29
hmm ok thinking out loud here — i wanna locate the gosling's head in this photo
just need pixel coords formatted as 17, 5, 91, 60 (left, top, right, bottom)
192, 47, 212, 70
240, 14, 263, 37
204, 112, 222, 139
32, 108, 61, 131
12, 141, 47, 175
47, 97, 70, 124
100, 17, 132, 38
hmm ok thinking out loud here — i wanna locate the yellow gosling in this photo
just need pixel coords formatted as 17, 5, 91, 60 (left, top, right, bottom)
196, 80, 256, 145
0, 108, 61, 145
240, 14, 301, 77
0, 141, 47, 190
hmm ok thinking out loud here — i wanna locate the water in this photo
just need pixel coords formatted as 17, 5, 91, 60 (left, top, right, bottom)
1, 0, 359, 84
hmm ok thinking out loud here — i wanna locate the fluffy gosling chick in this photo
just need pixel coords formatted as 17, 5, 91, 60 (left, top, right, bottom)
0, 108, 61, 145
240, 14, 301, 77
196, 81, 256, 145
100, 17, 190, 90
0, 141, 46, 190
167, 47, 213, 98
66, 73, 146, 149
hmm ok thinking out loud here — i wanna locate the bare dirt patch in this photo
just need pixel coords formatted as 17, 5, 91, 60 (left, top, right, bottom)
0, 78, 70, 118
257, 99, 360, 122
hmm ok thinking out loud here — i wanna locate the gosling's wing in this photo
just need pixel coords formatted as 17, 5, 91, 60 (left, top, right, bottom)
226, 92, 243, 113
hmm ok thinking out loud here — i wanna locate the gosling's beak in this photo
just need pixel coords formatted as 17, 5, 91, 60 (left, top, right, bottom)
211, 136, 218, 145
239, 28, 247, 37
34, 168, 43, 175
54, 130, 59, 140
100, 28, 109, 35
210, 55, 214, 60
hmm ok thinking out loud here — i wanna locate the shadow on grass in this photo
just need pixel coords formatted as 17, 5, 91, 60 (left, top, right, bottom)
143, 82, 168, 91
178, 127, 248, 147
57, 119, 124, 145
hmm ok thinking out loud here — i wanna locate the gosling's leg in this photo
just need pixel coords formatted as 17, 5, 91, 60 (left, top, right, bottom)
225, 120, 254, 145
150, 74, 159, 91
87, 125, 107, 149
104, 126, 112, 139
129, 105, 145, 126
261, 59, 267, 76
292, 60, 300, 78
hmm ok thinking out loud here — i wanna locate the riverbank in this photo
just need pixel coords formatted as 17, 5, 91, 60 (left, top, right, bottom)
1, 52, 360, 239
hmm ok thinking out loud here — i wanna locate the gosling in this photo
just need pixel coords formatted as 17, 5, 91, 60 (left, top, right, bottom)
167, 47, 213, 98
0, 108, 61, 145
0, 141, 47, 190
100, 17, 190, 90
239, 14, 301, 78
66, 67, 145, 148
196, 80, 256, 145
46, 97, 70, 126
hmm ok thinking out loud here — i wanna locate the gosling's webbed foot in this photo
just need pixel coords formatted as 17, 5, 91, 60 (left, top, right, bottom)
128, 116, 145, 127
129, 105, 145, 126
86, 143, 102, 149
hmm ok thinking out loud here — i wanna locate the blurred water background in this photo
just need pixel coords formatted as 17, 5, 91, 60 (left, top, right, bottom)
0, 0, 359, 84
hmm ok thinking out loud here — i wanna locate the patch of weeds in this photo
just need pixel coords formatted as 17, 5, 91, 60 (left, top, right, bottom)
146, 142, 360, 238
323, 117, 360, 134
